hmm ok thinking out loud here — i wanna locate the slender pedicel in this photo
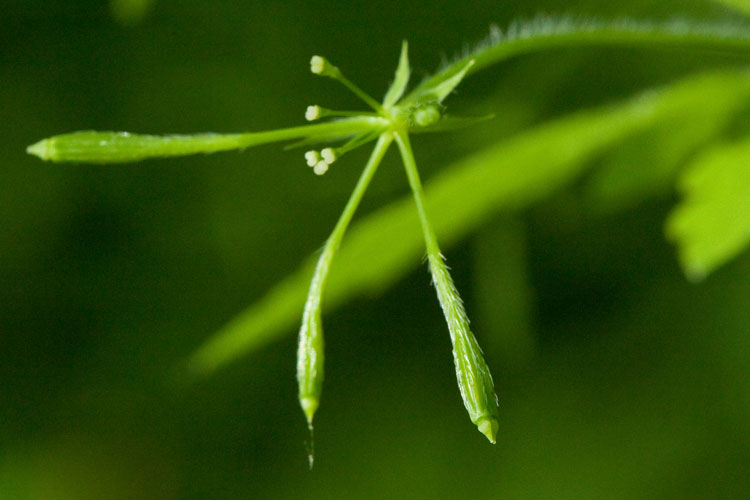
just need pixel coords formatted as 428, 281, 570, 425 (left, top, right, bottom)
297, 133, 394, 425
310, 56, 386, 113
394, 130, 499, 443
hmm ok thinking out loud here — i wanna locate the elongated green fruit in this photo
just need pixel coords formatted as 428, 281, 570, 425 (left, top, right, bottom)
395, 130, 499, 443
426, 251, 499, 442
26, 117, 387, 164
297, 133, 393, 426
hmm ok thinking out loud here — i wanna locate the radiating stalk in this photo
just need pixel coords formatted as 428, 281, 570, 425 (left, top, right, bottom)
297, 132, 394, 426
394, 130, 499, 443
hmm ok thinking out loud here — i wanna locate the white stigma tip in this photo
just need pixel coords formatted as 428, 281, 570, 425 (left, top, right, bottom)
305, 150, 320, 167
310, 56, 325, 75
313, 161, 329, 175
305, 105, 321, 121
321, 147, 337, 164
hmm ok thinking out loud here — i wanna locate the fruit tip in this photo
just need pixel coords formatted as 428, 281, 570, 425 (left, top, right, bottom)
477, 417, 498, 444
300, 396, 319, 426
27, 138, 51, 161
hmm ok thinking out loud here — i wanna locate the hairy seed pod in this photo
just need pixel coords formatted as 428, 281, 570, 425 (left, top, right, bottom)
26, 131, 246, 163
428, 253, 499, 443
297, 295, 324, 426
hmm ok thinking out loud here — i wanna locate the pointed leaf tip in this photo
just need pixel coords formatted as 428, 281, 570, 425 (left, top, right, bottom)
383, 40, 411, 108
402, 58, 475, 107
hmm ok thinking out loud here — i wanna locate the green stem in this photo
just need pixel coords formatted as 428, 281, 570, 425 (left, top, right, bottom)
328, 67, 386, 114
235, 117, 385, 148
297, 132, 393, 425
393, 131, 441, 255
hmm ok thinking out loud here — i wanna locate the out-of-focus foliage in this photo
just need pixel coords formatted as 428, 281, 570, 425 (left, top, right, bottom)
714, 0, 750, 15
667, 139, 750, 280
582, 78, 748, 213
110, 0, 154, 25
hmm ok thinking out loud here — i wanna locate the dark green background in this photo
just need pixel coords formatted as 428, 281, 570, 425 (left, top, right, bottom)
2, 1, 750, 498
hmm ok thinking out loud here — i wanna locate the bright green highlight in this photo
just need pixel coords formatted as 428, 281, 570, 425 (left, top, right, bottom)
395, 130, 499, 443
297, 133, 393, 426
667, 139, 750, 281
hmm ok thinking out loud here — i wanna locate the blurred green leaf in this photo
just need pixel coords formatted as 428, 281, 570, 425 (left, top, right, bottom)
667, 139, 750, 280
110, 0, 155, 25
713, 0, 750, 16
583, 78, 750, 213
409, 16, 750, 100
188, 70, 750, 376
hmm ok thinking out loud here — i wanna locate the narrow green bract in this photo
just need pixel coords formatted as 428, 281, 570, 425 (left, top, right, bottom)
383, 41, 410, 108
402, 59, 474, 109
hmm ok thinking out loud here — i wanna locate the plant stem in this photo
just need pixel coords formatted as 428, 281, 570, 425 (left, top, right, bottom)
297, 132, 393, 425
393, 131, 441, 255
328, 69, 386, 114
237, 117, 386, 148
